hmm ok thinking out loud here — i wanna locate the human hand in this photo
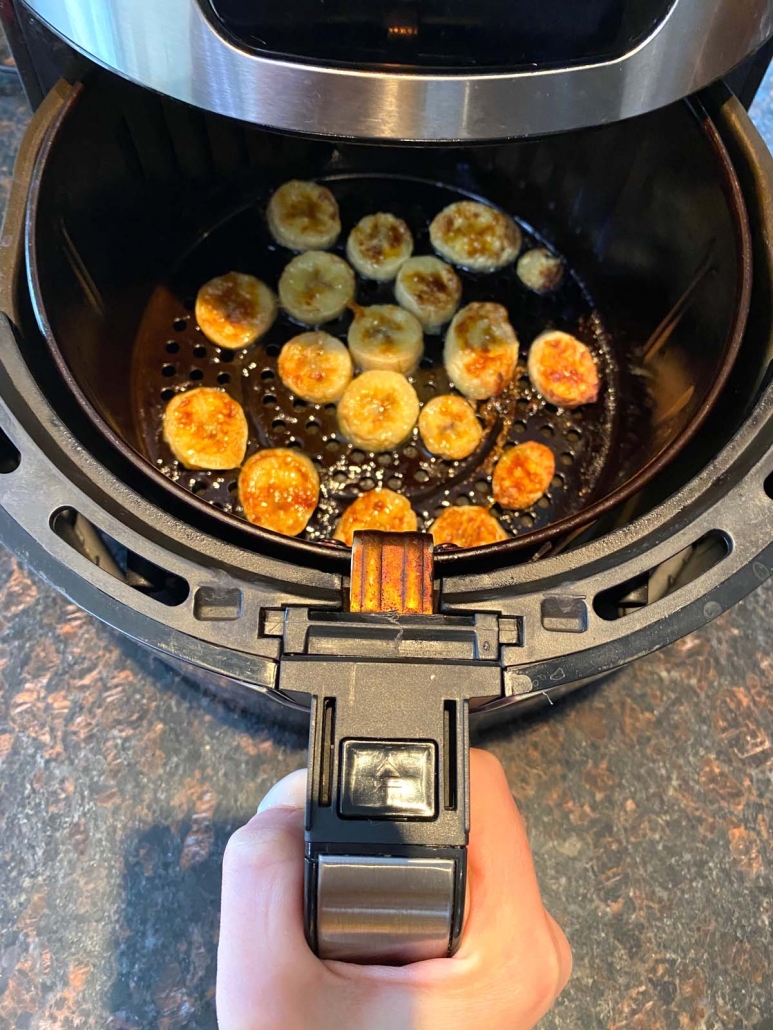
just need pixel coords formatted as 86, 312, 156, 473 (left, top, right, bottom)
217, 748, 572, 1030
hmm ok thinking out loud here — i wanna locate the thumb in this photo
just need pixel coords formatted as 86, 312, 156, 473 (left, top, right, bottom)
217, 769, 313, 1027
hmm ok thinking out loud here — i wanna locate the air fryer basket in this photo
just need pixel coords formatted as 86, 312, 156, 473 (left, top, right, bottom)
2, 73, 773, 965
24, 76, 750, 574
0, 74, 772, 725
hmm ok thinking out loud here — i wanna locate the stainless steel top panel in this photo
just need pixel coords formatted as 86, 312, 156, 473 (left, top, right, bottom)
19, 0, 773, 141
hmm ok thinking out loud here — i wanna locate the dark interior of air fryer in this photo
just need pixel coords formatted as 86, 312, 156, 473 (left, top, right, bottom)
26, 76, 751, 571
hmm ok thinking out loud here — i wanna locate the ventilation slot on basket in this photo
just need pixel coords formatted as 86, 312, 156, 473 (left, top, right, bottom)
594, 531, 729, 621
51, 508, 189, 607
0, 425, 20, 474
193, 586, 242, 621
765, 470, 773, 500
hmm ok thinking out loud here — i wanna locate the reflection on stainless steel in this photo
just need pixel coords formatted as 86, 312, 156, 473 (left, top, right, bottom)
19, 0, 773, 141
316, 855, 455, 963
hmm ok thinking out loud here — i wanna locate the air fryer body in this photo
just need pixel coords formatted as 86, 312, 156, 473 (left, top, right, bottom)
3, 0, 773, 965
11, 0, 773, 140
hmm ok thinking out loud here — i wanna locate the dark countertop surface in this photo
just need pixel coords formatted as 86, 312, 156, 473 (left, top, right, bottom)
0, 64, 772, 1030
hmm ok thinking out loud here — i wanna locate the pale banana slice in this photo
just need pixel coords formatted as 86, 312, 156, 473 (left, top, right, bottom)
195, 272, 277, 350
278, 251, 356, 326
492, 441, 555, 510
334, 488, 418, 547
516, 248, 564, 293
418, 394, 483, 461
394, 256, 462, 333
430, 505, 508, 548
163, 387, 248, 470
347, 304, 424, 374
444, 302, 519, 400
278, 331, 353, 404
238, 448, 320, 536
527, 330, 600, 408
337, 370, 420, 452
429, 200, 521, 272
346, 213, 413, 280
267, 179, 341, 251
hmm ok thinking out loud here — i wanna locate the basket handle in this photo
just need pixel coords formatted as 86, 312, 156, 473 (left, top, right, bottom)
281, 532, 471, 964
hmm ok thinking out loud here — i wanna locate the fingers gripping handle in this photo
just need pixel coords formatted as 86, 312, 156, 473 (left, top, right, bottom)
277, 532, 497, 964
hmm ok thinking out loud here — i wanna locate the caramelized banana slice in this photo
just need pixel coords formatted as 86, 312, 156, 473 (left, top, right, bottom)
346, 213, 414, 280
348, 304, 424, 374
429, 200, 521, 272
444, 302, 519, 400
492, 441, 555, 510
527, 330, 600, 408
394, 256, 462, 333
334, 488, 418, 547
337, 370, 420, 452
278, 331, 353, 404
279, 251, 356, 326
267, 179, 341, 251
195, 272, 277, 350
418, 394, 482, 460
430, 505, 508, 548
163, 387, 248, 470
516, 248, 564, 294
238, 448, 319, 536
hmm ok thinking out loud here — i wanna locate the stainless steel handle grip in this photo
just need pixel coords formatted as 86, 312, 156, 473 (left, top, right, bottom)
315, 855, 457, 964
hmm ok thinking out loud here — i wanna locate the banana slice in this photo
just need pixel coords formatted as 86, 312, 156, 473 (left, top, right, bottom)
267, 179, 341, 251
238, 448, 320, 536
195, 272, 277, 350
394, 256, 462, 333
430, 505, 508, 548
492, 441, 555, 510
348, 304, 424, 374
418, 394, 482, 460
163, 387, 248, 470
334, 488, 418, 547
516, 248, 564, 294
429, 200, 521, 272
337, 370, 420, 452
527, 330, 600, 408
444, 302, 519, 400
278, 331, 353, 404
278, 251, 356, 326
346, 213, 414, 280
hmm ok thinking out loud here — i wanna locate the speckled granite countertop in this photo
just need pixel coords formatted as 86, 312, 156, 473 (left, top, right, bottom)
0, 60, 772, 1030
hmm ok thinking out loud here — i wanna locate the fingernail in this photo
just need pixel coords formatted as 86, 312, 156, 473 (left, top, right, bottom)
257, 768, 308, 814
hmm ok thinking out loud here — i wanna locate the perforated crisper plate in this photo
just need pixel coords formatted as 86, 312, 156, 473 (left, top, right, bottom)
131, 174, 626, 545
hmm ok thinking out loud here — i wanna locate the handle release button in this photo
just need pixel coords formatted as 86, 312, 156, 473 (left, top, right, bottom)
340, 740, 436, 819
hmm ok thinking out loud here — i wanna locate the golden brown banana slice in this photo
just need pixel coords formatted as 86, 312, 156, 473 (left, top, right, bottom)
278, 251, 356, 326
429, 200, 521, 272
516, 248, 564, 294
337, 370, 420, 452
195, 272, 277, 350
444, 302, 519, 400
430, 505, 508, 548
418, 394, 482, 460
278, 331, 353, 404
394, 256, 462, 333
346, 213, 414, 280
163, 387, 248, 470
334, 488, 418, 547
238, 448, 320, 536
492, 441, 555, 510
267, 179, 341, 251
347, 304, 424, 374
527, 330, 600, 408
